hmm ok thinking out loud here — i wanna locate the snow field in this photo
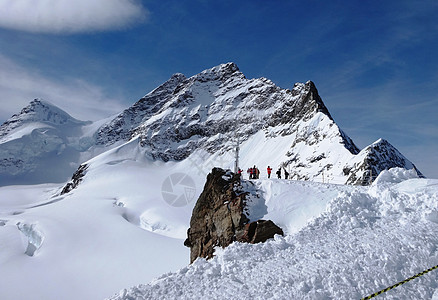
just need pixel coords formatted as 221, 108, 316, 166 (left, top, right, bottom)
0, 145, 195, 299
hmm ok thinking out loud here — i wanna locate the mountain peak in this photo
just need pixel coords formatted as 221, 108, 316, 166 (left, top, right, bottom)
367, 138, 397, 152
23, 98, 54, 113
213, 62, 240, 73
305, 80, 316, 88
18, 98, 83, 125
343, 138, 423, 185
195, 62, 242, 82
371, 138, 387, 146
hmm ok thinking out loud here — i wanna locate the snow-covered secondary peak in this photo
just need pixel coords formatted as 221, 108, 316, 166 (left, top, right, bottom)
0, 99, 94, 185
0, 98, 86, 139
364, 138, 415, 171
13, 98, 83, 124
343, 138, 423, 185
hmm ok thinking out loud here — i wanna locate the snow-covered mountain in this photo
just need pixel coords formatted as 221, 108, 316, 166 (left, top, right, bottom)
92, 62, 422, 184
95, 63, 359, 165
0, 63, 422, 186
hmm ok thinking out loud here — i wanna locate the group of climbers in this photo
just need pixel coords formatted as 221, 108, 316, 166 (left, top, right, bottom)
276, 167, 289, 179
242, 165, 290, 180
247, 166, 260, 179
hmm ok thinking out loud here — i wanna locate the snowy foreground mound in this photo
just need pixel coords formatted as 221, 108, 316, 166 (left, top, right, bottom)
111, 169, 438, 300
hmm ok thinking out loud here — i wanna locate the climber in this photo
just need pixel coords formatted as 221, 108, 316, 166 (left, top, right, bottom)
267, 166, 272, 178
276, 168, 281, 179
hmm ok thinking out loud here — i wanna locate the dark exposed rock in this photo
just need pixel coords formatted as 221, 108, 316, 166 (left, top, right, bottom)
184, 168, 283, 263
60, 164, 88, 195
240, 220, 284, 244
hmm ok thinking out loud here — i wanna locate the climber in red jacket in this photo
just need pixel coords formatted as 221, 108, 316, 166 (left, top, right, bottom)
267, 166, 272, 178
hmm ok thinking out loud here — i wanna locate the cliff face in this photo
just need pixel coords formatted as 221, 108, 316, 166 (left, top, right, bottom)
184, 168, 283, 263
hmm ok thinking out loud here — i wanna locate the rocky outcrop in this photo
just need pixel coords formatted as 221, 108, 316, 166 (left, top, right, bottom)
184, 168, 283, 263
60, 164, 88, 195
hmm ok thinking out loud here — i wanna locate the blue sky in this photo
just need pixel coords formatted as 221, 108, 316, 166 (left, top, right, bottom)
0, 0, 437, 178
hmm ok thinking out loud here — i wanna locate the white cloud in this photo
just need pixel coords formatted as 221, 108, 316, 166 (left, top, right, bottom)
0, 54, 126, 122
0, 0, 147, 34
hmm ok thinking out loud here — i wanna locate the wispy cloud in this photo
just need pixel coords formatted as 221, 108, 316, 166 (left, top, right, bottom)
0, 54, 125, 121
0, 0, 148, 34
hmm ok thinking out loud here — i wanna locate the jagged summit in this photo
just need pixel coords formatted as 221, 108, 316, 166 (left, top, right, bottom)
196, 62, 242, 80
95, 62, 343, 158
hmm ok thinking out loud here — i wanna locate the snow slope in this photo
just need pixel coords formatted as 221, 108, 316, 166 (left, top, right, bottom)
0, 141, 194, 299
110, 169, 438, 300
